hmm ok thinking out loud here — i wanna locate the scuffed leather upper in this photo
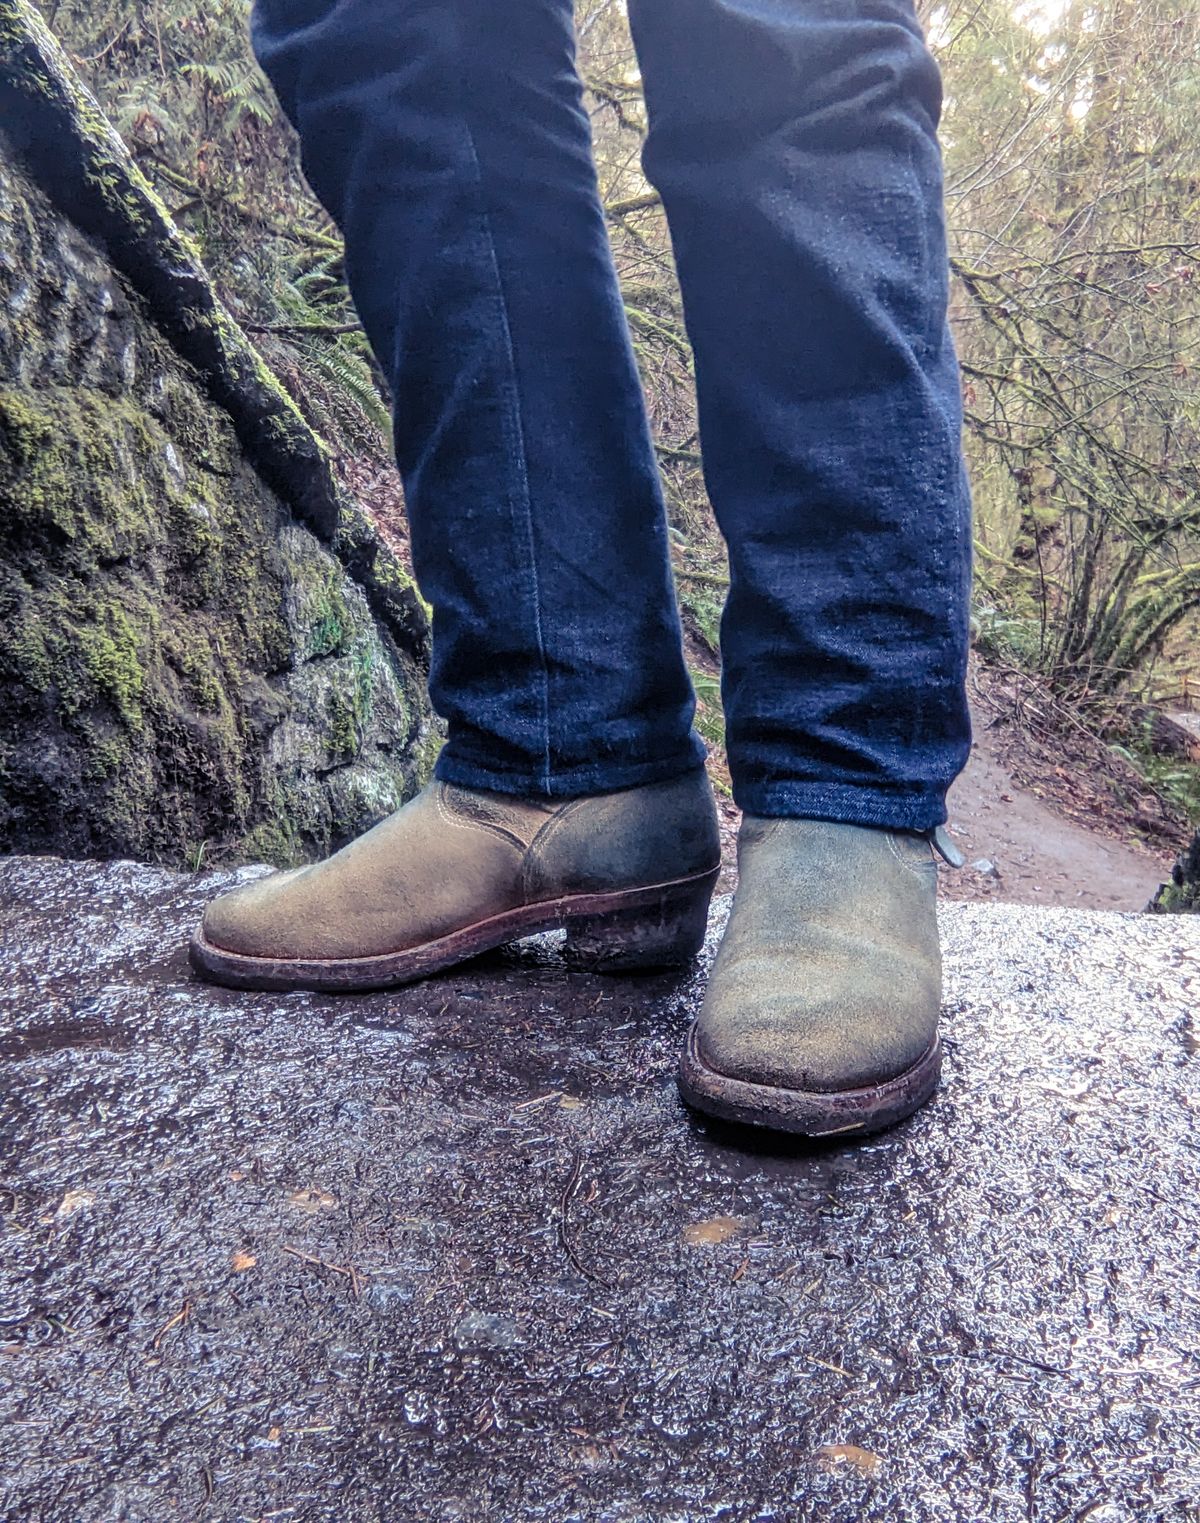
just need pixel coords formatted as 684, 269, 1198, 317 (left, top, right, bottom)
200, 769, 719, 961
697, 816, 941, 1093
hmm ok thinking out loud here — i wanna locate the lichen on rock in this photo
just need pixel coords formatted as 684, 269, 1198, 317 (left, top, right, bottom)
0, 2, 433, 864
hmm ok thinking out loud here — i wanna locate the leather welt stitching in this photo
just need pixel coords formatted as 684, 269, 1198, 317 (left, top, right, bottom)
885, 831, 936, 877
436, 785, 537, 853
433, 785, 475, 835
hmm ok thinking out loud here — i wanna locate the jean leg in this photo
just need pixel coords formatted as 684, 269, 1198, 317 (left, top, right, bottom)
251, 0, 704, 796
628, 0, 972, 830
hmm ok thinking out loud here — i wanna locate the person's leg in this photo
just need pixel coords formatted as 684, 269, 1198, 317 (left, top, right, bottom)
191, 0, 720, 992
628, 0, 970, 823
250, 0, 705, 796
627, 0, 972, 1134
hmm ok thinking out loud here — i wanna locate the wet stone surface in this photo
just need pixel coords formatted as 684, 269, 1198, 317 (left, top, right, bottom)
2, 855, 1200, 1522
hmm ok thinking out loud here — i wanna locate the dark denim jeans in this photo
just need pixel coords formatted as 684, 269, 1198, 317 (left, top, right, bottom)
251, 0, 972, 830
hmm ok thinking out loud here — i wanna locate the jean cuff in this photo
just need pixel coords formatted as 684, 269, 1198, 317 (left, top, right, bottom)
734, 779, 948, 833
434, 732, 709, 799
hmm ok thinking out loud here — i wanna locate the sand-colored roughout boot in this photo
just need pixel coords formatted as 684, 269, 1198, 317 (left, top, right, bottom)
679, 817, 951, 1138
190, 771, 721, 992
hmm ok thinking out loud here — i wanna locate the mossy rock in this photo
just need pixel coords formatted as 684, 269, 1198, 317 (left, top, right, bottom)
0, 60, 433, 865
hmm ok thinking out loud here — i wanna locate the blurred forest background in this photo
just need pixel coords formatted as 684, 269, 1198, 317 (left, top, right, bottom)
35, 0, 1200, 830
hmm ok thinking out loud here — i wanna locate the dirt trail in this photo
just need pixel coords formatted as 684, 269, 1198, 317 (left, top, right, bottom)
941, 725, 1170, 911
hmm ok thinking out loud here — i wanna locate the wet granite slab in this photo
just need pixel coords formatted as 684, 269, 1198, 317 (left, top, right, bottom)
1, 854, 1199, 1522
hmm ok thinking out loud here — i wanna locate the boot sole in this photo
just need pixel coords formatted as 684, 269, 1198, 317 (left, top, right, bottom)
189, 868, 720, 993
678, 1024, 942, 1138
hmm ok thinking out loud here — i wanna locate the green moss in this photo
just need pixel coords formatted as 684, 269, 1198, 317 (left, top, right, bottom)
413, 715, 446, 787
0, 391, 80, 538
163, 627, 223, 712
82, 737, 126, 781
0, 66, 430, 864
0, 362, 426, 863
0, 388, 158, 560
311, 602, 349, 658
1154, 881, 1191, 912
326, 690, 359, 762
0, 388, 54, 460
240, 816, 304, 869
280, 539, 355, 661
188, 302, 324, 449
75, 602, 147, 728
1, 621, 52, 690
321, 640, 380, 762
349, 640, 376, 725
0, 373, 289, 855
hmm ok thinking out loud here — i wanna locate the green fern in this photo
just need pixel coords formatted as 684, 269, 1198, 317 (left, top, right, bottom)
295, 342, 392, 442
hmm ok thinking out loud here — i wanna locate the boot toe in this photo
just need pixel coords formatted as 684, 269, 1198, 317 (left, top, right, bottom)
199, 870, 307, 959
695, 934, 941, 1095
682, 817, 944, 1134
696, 988, 936, 1096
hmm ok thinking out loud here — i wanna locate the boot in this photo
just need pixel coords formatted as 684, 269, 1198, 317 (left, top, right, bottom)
679, 816, 945, 1137
190, 770, 720, 992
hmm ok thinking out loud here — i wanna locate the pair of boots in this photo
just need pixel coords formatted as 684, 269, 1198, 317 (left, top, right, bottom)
191, 769, 945, 1137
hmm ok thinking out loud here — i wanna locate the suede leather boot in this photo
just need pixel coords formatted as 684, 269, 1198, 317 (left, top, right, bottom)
190, 770, 720, 992
679, 817, 946, 1138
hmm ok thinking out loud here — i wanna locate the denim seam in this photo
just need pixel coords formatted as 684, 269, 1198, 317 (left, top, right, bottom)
457, 115, 552, 793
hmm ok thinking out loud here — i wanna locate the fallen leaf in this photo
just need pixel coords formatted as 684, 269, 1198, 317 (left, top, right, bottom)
231, 1251, 257, 1272
814, 1443, 882, 1475
55, 1189, 96, 1220
681, 1216, 744, 1246
287, 1186, 337, 1213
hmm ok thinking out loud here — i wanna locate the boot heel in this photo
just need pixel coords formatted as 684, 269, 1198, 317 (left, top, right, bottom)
562, 872, 717, 974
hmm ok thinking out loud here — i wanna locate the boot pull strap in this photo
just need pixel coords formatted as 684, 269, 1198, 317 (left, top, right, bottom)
929, 826, 965, 868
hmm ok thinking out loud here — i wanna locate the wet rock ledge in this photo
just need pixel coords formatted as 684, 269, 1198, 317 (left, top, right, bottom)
2, 852, 1200, 1522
